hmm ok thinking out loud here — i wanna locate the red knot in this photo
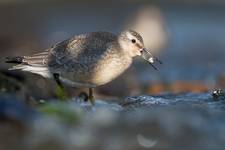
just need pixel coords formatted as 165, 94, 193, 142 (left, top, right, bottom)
6, 30, 161, 104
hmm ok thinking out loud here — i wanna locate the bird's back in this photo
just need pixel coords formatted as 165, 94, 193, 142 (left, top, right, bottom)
6, 31, 122, 86
48, 31, 118, 68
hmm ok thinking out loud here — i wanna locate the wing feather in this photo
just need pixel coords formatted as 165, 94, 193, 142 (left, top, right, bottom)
14, 31, 117, 73
47, 32, 117, 71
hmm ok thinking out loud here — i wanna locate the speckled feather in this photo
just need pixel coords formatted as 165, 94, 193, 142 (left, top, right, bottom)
16, 32, 132, 87
7, 30, 146, 88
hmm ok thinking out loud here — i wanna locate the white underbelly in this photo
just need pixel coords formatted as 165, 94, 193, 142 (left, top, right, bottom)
91, 58, 132, 85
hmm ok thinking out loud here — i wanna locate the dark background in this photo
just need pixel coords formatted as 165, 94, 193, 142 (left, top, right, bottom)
1, 0, 225, 100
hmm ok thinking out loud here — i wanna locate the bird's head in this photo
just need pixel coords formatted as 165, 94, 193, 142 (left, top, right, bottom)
119, 30, 162, 70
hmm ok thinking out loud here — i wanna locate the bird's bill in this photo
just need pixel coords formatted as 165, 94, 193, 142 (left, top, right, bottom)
140, 48, 162, 70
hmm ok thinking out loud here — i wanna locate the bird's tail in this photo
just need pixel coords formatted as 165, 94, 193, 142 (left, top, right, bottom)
6, 54, 52, 78
5, 56, 28, 70
5, 50, 52, 78
5, 56, 25, 64
5, 56, 51, 78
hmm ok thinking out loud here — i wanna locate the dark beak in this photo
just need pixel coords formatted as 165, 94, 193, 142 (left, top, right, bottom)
140, 48, 162, 70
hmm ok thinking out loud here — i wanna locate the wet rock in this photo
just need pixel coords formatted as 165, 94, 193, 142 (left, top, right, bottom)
121, 95, 170, 109
122, 92, 225, 111
212, 89, 225, 101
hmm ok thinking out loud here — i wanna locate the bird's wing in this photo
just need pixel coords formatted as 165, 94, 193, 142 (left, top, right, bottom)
47, 32, 117, 72
20, 32, 117, 71
20, 49, 50, 66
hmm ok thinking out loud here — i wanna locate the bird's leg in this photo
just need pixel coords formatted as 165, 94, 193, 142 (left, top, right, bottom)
78, 89, 94, 105
53, 73, 67, 100
53, 73, 64, 89
89, 88, 95, 105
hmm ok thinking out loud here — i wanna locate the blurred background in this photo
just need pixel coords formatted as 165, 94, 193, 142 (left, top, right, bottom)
0, 0, 225, 100
1, 1, 225, 150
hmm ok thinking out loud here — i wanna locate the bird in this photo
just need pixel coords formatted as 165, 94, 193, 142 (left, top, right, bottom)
6, 30, 162, 104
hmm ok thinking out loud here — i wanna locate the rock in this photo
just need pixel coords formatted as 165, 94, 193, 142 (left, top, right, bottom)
212, 89, 225, 101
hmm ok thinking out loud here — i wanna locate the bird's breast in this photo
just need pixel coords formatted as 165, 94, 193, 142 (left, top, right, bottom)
90, 55, 132, 86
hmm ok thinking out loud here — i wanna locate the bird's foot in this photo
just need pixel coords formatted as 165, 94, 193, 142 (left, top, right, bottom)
78, 92, 89, 102
78, 90, 95, 105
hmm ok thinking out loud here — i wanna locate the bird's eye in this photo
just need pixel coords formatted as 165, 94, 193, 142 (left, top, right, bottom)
131, 39, 136, 43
